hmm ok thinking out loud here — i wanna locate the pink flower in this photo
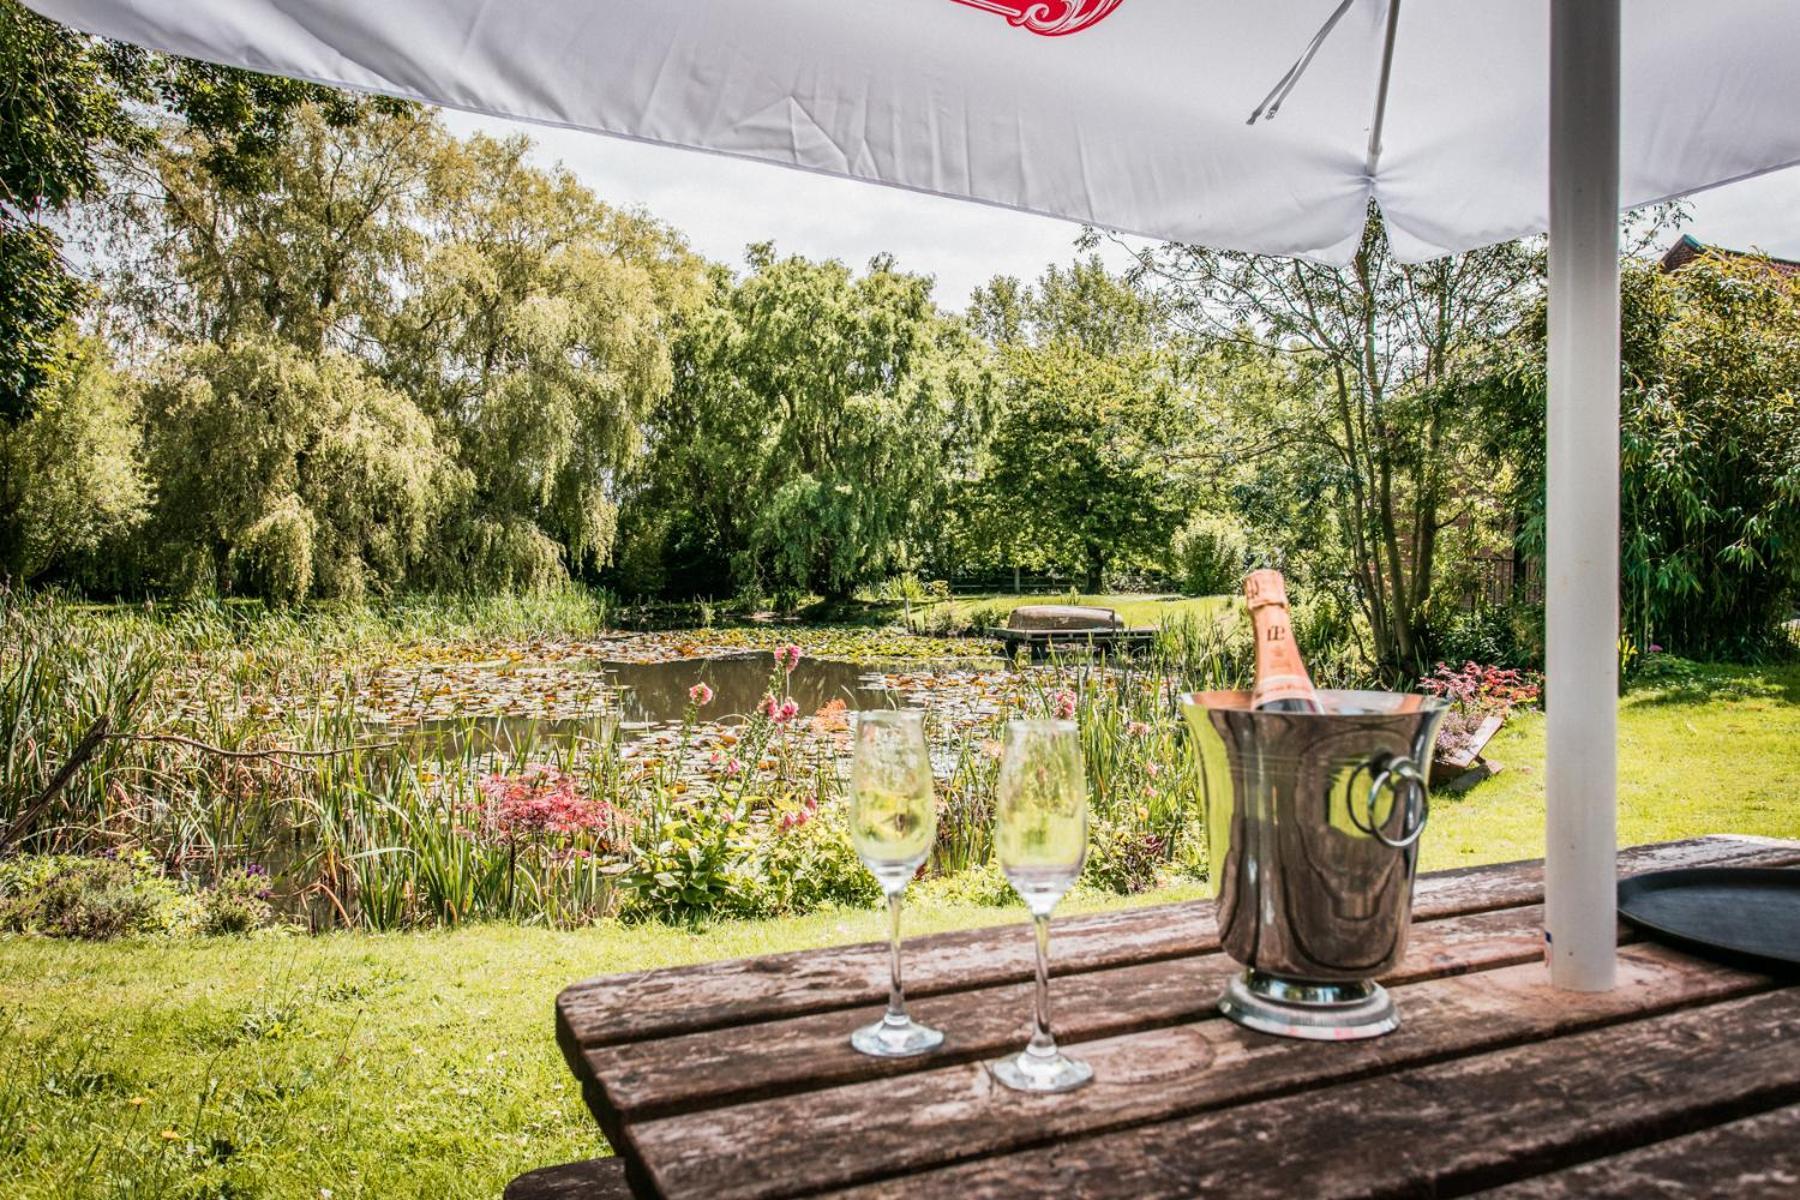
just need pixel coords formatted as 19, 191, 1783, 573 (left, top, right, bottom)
759, 693, 779, 719
776, 644, 804, 672
1052, 690, 1078, 721
1146, 761, 1161, 778
1127, 720, 1151, 737
1649, 643, 1664, 654
777, 698, 800, 724
688, 682, 715, 706
725, 757, 745, 776
778, 796, 820, 834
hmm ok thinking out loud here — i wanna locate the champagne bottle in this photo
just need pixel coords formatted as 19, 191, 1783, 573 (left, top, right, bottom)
1244, 569, 1324, 713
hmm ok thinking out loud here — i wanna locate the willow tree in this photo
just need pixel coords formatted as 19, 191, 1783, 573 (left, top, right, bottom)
0, 331, 148, 583
100, 102, 440, 354
385, 133, 705, 587
622, 246, 987, 600
1129, 212, 1541, 672
140, 337, 450, 602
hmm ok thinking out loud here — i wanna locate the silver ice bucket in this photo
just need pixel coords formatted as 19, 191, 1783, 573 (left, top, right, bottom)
1181, 689, 1449, 1040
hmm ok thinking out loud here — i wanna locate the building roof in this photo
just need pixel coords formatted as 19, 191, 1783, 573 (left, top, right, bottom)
1659, 233, 1800, 276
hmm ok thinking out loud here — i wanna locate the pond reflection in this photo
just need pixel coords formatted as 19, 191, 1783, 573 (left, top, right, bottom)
396, 651, 971, 760
604, 651, 894, 724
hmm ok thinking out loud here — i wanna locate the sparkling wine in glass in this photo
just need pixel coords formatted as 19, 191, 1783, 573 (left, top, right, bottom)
848, 708, 944, 1057
991, 717, 1093, 1092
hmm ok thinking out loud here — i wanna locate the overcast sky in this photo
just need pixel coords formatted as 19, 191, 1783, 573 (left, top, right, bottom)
443, 109, 1800, 313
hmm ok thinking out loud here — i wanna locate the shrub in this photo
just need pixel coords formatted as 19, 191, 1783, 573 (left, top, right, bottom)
196, 866, 278, 936
1082, 821, 1166, 895
916, 860, 1019, 908
1428, 604, 1543, 671
0, 853, 177, 939
750, 801, 880, 916
1170, 513, 1251, 596
617, 795, 757, 925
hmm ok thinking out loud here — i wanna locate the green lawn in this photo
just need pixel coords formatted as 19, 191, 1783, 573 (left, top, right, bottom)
1422, 662, 1800, 871
2, 661, 1796, 1199
902, 591, 1231, 630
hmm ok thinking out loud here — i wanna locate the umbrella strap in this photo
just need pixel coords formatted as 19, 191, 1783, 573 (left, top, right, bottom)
1246, 0, 1360, 125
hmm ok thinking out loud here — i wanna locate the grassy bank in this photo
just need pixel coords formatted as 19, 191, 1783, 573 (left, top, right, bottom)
0, 887, 1206, 1200
898, 591, 1231, 632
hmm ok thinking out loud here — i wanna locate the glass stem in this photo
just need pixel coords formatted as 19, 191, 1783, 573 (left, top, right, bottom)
1028, 910, 1056, 1057
884, 887, 909, 1026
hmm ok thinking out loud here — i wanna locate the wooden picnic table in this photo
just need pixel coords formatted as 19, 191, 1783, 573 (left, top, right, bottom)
514, 835, 1800, 1199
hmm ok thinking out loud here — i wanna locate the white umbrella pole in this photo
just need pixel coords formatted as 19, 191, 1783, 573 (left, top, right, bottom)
1544, 0, 1620, 992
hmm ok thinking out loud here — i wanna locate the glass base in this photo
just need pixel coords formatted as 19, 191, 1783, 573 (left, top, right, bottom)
850, 1016, 944, 1058
990, 1046, 1093, 1093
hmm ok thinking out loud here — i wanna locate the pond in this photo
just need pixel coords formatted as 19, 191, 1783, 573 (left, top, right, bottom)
395, 650, 1005, 760
606, 651, 900, 724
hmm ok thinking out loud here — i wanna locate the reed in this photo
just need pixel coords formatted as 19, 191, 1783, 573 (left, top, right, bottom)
1, 589, 1242, 930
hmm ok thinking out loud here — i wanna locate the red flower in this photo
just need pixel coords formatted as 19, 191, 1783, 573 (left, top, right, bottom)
477, 767, 627, 845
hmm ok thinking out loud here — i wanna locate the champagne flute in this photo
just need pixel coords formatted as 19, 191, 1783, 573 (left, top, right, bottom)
991, 718, 1093, 1093
848, 708, 944, 1057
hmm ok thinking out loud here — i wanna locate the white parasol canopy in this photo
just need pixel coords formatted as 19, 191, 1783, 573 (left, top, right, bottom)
28, 0, 1800, 991
25, 1, 1800, 264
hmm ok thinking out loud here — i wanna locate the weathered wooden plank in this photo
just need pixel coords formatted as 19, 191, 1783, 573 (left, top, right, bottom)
1470, 1103, 1800, 1198
589, 902, 1553, 1121
502, 1157, 633, 1200
631, 945, 1772, 1199
833, 988, 1800, 1200
558, 836, 1797, 1053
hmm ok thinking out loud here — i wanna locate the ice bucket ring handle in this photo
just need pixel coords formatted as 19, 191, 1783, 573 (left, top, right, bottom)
1352, 755, 1430, 850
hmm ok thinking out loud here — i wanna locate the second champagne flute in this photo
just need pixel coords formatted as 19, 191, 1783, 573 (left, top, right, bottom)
848, 708, 944, 1057
991, 717, 1093, 1093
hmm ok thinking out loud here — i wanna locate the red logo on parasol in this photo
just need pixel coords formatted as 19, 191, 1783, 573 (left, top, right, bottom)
948, 1, 1124, 37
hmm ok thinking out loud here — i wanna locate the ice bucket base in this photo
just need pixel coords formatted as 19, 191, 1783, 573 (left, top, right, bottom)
1219, 971, 1399, 1041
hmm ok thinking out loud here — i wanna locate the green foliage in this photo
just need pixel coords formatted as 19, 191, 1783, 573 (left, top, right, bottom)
1082, 821, 1166, 895
0, 330, 149, 583
749, 805, 881, 916
0, 3, 132, 424
1619, 257, 1800, 657
1482, 254, 1800, 659
984, 341, 1188, 590
967, 259, 1191, 590
0, 852, 176, 939
1138, 212, 1543, 675
139, 336, 451, 601
1427, 603, 1543, 670
1170, 511, 1252, 596
194, 866, 277, 935
618, 794, 756, 925
1, 1, 400, 424
392, 133, 703, 584
623, 246, 989, 598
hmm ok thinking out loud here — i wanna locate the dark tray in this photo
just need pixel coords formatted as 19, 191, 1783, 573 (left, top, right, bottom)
1618, 867, 1800, 977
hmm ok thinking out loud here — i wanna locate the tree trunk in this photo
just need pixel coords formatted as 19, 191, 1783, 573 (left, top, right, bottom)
1083, 545, 1106, 594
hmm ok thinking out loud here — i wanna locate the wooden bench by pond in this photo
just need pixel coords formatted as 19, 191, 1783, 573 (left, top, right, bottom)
518, 835, 1800, 1198
988, 604, 1158, 658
